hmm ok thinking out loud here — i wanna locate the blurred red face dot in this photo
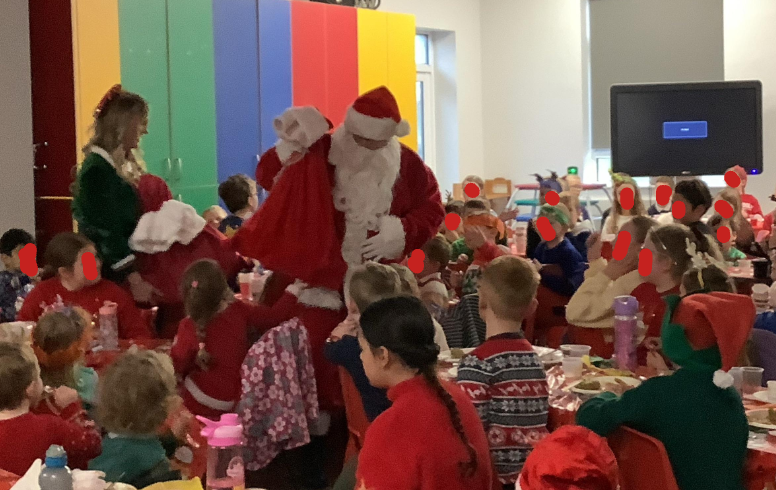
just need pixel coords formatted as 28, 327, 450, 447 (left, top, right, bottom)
19, 244, 38, 277
717, 225, 731, 244
445, 213, 461, 231
672, 201, 686, 220
724, 170, 741, 189
545, 191, 560, 206
638, 249, 653, 277
407, 249, 425, 274
619, 187, 635, 211
714, 200, 735, 219
536, 216, 556, 241
82, 252, 99, 281
464, 183, 480, 199
656, 185, 672, 206
612, 230, 632, 261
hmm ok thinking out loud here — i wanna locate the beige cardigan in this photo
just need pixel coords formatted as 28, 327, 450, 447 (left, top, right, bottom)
565, 258, 644, 329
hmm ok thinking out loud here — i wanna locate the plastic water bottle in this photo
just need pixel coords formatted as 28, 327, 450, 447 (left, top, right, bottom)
39, 445, 73, 490
197, 414, 245, 490
613, 295, 639, 372
514, 222, 528, 256
98, 301, 119, 351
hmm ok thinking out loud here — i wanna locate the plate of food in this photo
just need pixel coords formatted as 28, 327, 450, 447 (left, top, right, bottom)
439, 348, 475, 362
533, 346, 563, 366
570, 376, 641, 395
747, 408, 776, 430
749, 391, 776, 404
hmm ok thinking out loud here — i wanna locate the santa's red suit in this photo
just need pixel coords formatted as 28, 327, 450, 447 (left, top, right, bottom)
234, 87, 444, 410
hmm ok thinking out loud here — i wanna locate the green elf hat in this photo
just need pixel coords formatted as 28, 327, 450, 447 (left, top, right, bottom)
538, 203, 571, 227
608, 169, 637, 188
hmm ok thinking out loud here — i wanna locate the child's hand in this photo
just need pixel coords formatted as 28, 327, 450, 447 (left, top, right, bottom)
331, 318, 358, 339
457, 254, 469, 264
603, 252, 638, 280
531, 259, 544, 272
170, 410, 194, 440
464, 226, 486, 250
128, 273, 162, 304
53, 386, 79, 409
643, 336, 662, 351
449, 271, 463, 288
498, 209, 520, 222
586, 233, 603, 262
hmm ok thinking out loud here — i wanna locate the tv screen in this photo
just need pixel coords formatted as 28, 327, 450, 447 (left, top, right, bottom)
611, 81, 762, 177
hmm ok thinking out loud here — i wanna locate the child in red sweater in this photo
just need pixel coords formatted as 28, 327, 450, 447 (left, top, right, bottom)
171, 259, 298, 418
18, 233, 152, 339
356, 296, 493, 490
0, 343, 101, 476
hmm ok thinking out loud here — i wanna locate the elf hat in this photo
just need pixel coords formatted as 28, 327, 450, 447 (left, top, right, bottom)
344, 86, 411, 141
517, 426, 619, 490
672, 292, 755, 387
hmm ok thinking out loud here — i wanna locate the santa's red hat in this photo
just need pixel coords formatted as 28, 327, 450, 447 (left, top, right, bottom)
518, 426, 619, 490
344, 86, 411, 141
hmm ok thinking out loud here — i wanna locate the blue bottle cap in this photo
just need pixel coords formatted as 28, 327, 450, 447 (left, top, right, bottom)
44, 445, 67, 468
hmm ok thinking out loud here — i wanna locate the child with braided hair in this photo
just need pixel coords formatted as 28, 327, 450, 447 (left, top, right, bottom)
355, 296, 493, 490
170, 259, 300, 418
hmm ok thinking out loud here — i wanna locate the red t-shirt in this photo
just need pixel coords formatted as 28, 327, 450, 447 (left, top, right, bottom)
633, 283, 681, 364
0, 410, 101, 475
17, 278, 152, 340
171, 295, 296, 417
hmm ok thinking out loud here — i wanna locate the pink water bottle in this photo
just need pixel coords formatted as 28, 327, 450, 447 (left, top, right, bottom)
613, 295, 639, 371
197, 414, 245, 490
98, 301, 119, 351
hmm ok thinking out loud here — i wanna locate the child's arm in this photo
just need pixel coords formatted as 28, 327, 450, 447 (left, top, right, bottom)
473, 242, 505, 265
46, 400, 102, 470
456, 356, 492, 431
576, 377, 662, 438
567, 268, 642, 327
244, 290, 298, 335
170, 319, 199, 377
323, 335, 360, 367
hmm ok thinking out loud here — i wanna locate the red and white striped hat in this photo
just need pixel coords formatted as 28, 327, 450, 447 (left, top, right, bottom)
344, 86, 411, 141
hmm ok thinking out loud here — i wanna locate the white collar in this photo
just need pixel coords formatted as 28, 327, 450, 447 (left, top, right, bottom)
90, 146, 117, 168
656, 202, 671, 212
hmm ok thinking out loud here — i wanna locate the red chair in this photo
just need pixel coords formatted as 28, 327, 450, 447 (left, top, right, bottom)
533, 285, 570, 347
339, 367, 371, 462
607, 427, 679, 490
568, 325, 615, 358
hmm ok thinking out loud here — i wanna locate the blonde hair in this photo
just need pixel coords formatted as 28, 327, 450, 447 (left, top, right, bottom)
612, 180, 647, 230
345, 262, 403, 313
648, 224, 696, 280
390, 264, 421, 298
0, 343, 39, 411
97, 350, 176, 436
33, 310, 89, 389
82, 88, 149, 184
462, 175, 485, 189
630, 215, 657, 244
203, 205, 227, 221
480, 255, 540, 322
559, 192, 580, 221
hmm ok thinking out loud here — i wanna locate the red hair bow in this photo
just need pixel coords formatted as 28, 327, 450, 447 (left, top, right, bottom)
94, 84, 123, 118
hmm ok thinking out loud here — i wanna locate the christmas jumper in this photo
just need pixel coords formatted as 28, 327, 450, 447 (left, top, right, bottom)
0, 270, 31, 322
533, 238, 587, 297
89, 434, 179, 487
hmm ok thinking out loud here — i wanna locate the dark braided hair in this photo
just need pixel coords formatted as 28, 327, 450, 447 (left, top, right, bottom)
359, 296, 479, 478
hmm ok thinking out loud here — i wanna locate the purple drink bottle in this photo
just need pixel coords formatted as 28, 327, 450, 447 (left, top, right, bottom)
613, 295, 639, 371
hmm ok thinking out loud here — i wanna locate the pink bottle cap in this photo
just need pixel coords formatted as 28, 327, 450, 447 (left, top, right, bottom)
99, 301, 118, 316
197, 414, 243, 447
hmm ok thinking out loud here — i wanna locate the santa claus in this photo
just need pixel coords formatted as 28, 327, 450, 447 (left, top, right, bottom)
234, 86, 444, 410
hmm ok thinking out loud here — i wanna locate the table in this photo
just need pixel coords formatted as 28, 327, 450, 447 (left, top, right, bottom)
508, 183, 612, 219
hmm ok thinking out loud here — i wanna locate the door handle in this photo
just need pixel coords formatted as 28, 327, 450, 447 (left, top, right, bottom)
176, 194, 182, 201
33, 165, 48, 170
175, 158, 182, 182
33, 141, 48, 155
165, 158, 172, 180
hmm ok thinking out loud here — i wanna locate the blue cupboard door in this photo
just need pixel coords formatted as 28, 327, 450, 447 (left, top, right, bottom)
213, 0, 261, 184
257, 0, 293, 154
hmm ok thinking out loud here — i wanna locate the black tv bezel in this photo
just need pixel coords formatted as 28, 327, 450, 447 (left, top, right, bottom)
610, 80, 763, 177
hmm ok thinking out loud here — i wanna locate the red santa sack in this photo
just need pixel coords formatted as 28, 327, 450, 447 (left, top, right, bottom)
234, 139, 347, 291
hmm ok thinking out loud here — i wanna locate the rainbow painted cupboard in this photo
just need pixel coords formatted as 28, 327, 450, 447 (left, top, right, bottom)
29, 0, 417, 251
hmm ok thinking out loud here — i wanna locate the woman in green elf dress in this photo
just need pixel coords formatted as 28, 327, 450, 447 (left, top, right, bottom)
71, 85, 150, 293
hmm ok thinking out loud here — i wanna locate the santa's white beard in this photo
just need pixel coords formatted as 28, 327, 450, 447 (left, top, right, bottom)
330, 126, 401, 265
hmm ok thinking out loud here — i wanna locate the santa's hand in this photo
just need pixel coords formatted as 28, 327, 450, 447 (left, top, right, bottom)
362, 216, 406, 261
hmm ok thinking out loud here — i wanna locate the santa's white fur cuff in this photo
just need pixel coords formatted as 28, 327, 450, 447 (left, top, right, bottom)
377, 215, 406, 260
298, 287, 344, 311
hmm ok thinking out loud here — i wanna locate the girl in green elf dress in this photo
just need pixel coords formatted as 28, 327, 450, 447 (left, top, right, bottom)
72, 85, 147, 285
577, 246, 753, 490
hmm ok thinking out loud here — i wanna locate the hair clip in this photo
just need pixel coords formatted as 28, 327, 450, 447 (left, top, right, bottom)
94, 84, 123, 118
191, 280, 199, 289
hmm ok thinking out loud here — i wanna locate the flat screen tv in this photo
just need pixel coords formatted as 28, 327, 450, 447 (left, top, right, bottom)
610, 81, 762, 177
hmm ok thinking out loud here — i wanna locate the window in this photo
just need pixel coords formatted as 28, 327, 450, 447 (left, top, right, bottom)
415, 33, 435, 171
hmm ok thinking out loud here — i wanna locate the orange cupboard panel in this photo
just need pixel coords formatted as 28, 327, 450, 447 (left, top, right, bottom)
291, 1, 328, 113
325, 5, 358, 127
72, 0, 122, 156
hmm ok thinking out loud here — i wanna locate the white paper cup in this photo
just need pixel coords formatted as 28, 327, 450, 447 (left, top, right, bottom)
740, 259, 752, 271
768, 381, 776, 402
561, 344, 591, 358
563, 357, 584, 379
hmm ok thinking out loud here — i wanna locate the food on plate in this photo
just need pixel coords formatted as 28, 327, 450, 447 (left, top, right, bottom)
575, 380, 601, 391
450, 348, 466, 360
602, 378, 631, 396
770, 409, 776, 425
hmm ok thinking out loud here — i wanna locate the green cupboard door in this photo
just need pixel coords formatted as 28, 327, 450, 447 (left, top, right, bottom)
175, 185, 218, 215
167, 0, 218, 191
118, 0, 172, 181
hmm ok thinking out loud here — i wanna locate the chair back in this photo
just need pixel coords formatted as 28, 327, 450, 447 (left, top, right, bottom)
751, 328, 776, 383
339, 367, 371, 462
607, 427, 679, 490
569, 326, 615, 358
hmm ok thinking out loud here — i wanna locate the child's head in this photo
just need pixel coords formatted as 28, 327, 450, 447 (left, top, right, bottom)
358, 296, 477, 477
538, 204, 572, 240
559, 192, 581, 224
421, 236, 452, 277
44, 233, 101, 287
97, 349, 176, 436
32, 309, 90, 389
655, 175, 675, 191
0, 229, 34, 272
727, 165, 748, 193
534, 172, 562, 205
461, 175, 485, 202
203, 205, 227, 230
612, 216, 656, 267
708, 214, 738, 251
561, 174, 583, 197
681, 263, 735, 296
390, 264, 421, 298
219, 174, 258, 214
345, 262, 402, 315
611, 172, 646, 217
674, 179, 712, 225
479, 256, 539, 326
643, 224, 696, 286
445, 200, 464, 218
462, 199, 490, 218
181, 259, 230, 370
0, 342, 43, 412
715, 187, 744, 221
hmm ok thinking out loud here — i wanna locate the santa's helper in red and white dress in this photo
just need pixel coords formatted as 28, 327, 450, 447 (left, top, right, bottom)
234, 86, 445, 416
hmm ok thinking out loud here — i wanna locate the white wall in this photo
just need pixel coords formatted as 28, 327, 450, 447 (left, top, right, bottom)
0, 0, 36, 238
724, 0, 776, 208
380, 0, 485, 190
480, 0, 588, 184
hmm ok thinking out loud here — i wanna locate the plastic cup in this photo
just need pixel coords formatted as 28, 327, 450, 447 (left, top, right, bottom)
562, 357, 584, 379
768, 381, 776, 402
742, 366, 764, 395
560, 344, 591, 358
238, 272, 253, 298
729, 367, 744, 395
